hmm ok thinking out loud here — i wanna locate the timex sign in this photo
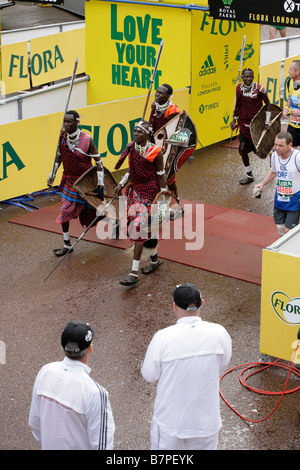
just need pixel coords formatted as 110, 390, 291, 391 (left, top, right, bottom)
208, 0, 300, 27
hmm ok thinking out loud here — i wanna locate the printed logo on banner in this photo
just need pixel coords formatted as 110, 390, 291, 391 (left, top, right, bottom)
110, 4, 163, 89
236, 42, 254, 65
208, 0, 300, 27
271, 291, 300, 325
198, 55, 216, 77
218, 0, 237, 19
284, 0, 295, 13
0, 142, 25, 181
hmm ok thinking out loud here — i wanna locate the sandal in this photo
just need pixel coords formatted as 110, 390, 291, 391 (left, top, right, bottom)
119, 273, 139, 286
140, 259, 162, 274
53, 246, 73, 257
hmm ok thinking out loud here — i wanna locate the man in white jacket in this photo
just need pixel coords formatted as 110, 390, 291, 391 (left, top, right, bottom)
141, 283, 232, 450
29, 321, 115, 450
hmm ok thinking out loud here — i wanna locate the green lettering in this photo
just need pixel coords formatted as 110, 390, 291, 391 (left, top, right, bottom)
136, 45, 145, 66
151, 18, 162, 44
130, 67, 141, 87
146, 46, 156, 67
8, 55, 19, 77
54, 45, 64, 67
219, 20, 231, 35
126, 44, 135, 65
272, 78, 280, 105
154, 69, 162, 89
284, 76, 290, 102
112, 64, 121, 85
129, 118, 142, 140
199, 12, 210, 32
124, 16, 136, 42
31, 54, 42, 76
232, 22, 246, 32
141, 67, 151, 88
121, 65, 130, 86
1, 141, 25, 180
43, 50, 54, 73
19, 55, 28, 78
136, 14, 151, 43
115, 42, 126, 63
92, 126, 100, 150
111, 4, 123, 40
211, 18, 218, 35
107, 124, 128, 155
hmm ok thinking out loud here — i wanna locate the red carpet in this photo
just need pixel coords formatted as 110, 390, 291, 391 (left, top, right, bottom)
9, 200, 279, 285
221, 137, 240, 148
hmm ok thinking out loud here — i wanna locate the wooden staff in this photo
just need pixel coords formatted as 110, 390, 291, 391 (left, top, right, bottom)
142, 40, 164, 120
40, 193, 119, 286
229, 35, 246, 158
48, 58, 79, 182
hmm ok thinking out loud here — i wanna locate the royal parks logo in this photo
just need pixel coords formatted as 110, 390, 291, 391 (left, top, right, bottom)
271, 291, 300, 326
218, 0, 236, 19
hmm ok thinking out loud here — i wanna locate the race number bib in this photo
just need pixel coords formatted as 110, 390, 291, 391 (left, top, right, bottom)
277, 179, 292, 202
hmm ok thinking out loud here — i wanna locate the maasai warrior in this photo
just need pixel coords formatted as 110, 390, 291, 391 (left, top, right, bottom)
230, 69, 270, 185
114, 121, 167, 287
282, 60, 300, 150
149, 84, 184, 216
47, 110, 104, 256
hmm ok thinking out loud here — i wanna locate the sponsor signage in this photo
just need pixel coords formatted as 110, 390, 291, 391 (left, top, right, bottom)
260, 248, 300, 362
208, 0, 300, 28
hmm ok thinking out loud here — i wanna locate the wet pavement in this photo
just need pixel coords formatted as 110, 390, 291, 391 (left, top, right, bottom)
1, 2, 300, 453
1, 142, 300, 451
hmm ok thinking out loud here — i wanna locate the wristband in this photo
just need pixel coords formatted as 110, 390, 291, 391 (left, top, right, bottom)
119, 172, 130, 187
49, 162, 59, 180
265, 111, 271, 125
97, 169, 104, 186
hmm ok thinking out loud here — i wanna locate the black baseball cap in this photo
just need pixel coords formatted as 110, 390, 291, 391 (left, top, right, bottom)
61, 321, 94, 352
172, 283, 202, 311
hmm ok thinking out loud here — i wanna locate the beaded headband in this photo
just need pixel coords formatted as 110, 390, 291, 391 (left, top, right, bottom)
135, 121, 150, 134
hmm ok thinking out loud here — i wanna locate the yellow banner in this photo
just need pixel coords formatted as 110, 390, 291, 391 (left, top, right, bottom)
190, 12, 260, 147
1, 41, 31, 94
86, 0, 191, 104
0, 89, 188, 201
1, 29, 85, 95
259, 61, 282, 106
30, 29, 85, 88
260, 250, 300, 362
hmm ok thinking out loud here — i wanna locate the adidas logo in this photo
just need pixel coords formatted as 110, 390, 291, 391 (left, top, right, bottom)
198, 55, 216, 77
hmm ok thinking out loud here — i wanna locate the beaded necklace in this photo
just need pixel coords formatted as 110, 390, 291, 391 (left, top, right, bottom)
67, 129, 81, 152
135, 140, 151, 157
154, 99, 171, 118
241, 82, 255, 97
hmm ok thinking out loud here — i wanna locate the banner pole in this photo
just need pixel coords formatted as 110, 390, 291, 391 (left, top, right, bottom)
48, 58, 79, 185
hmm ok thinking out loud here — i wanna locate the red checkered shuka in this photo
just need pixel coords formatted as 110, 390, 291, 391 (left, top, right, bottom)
59, 131, 92, 191
125, 144, 161, 242
149, 103, 181, 133
235, 82, 266, 142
